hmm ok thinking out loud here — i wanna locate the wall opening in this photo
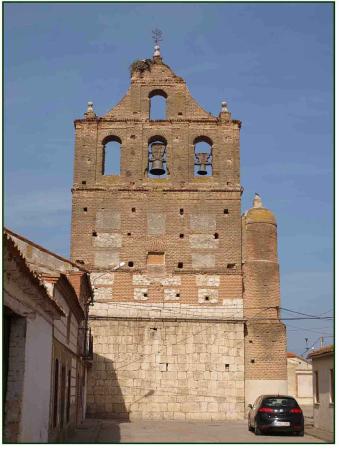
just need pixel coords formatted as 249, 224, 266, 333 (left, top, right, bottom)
149, 90, 167, 120
102, 136, 121, 175
148, 136, 168, 179
194, 137, 213, 177
53, 359, 59, 428
66, 369, 71, 423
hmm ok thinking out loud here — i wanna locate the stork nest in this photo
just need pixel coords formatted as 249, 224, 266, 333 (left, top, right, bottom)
129, 59, 154, 76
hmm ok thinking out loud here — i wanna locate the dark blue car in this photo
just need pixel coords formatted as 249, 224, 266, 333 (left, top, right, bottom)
248, 395, 304, 436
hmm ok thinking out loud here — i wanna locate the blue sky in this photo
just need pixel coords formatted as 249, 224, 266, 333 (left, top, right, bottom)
4, 3, 333, 354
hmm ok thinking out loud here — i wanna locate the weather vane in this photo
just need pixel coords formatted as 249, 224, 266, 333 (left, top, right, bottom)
152, 28, 163, 46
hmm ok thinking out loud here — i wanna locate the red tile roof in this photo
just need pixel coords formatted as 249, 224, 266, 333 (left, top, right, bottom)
308, 345, 334, 359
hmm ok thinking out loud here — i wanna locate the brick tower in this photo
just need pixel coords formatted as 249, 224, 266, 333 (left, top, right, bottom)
70, 44, 287, 420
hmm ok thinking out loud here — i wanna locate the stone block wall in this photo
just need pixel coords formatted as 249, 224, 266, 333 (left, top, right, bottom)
87, 319, 245, 421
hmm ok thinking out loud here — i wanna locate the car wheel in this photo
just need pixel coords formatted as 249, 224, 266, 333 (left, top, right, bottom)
254, 424, 262, 435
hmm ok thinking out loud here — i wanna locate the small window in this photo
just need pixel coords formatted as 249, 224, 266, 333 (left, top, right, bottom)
149, 90, 167, 120
214, 233, 219, 239
131, 207, 136, 213
176, 293, 180, 298
130, 135, 136, 139
82, 180, 86, 185
205, 296, 210, 301
66, 369, 71, 423
251, 359, 255, 364
103, 136, 121, 176
66, 312, 72, 344
160, 362, 169, 372
143, 293, 148, 298
314, 371, 319, 403
224, 209, 229, 215
53, 359, 59, 428
179, 208, 184, 215
83, 207, 88, 212
178, 112, 183, 116
225, 364, 230, 371
127, 232, 131, 236
128, 261, 134, 268
177, 262, 183, 269
227, 263, 235, 269
179, 234, 184, 239
92, 231, 97, 237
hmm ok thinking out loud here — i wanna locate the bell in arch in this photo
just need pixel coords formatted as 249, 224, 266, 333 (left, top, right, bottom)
196, 152, 210, 176
149, 142, 166, 176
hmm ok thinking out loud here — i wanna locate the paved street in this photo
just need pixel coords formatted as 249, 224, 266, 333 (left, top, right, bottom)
68, 419, 325, 443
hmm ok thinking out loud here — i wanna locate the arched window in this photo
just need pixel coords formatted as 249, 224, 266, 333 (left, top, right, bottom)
149, 90, 167, 120
148, 136, 168, 179
102, 136, 121, 175
193, 136, 213, 177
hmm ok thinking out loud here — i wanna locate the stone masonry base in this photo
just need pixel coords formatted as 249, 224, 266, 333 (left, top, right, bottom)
87, 318, 245, 421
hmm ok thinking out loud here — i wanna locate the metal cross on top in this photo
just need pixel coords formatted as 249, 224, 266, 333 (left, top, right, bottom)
152, 28, 163, 46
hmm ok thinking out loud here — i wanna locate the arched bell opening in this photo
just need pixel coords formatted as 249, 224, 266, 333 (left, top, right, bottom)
102, 136, 122, 175
193, 136, 213, 177
147, 136, 168, 179
149, 90, 168, 120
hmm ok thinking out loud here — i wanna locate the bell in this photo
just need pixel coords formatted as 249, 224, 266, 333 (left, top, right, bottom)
149, 142, 166, 176
197, 164, 207, 176
196, 152, 210, 176
150, 159, 165, 175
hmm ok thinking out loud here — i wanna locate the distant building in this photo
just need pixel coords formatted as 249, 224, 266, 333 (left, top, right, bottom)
4, 229, 93, 442
308, 345, 334, 434
287, 352, 313, 405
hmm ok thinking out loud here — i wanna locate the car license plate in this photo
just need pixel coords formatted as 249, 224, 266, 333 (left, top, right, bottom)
275, 422, 290, 427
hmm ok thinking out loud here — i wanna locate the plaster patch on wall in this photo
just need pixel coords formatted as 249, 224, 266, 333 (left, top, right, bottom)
90, 272, 114, 286
198, 289, 219, 304
147, 213, 166, 235
95, 210, 121, 230
164, 289, 180, 301
93, 233, 122, 248
192, 254, 215, 269
189, 235, 218, 249
94, 287, 113, 301
94, 250, 119, 268
133, 275, 151, 286
190, 214, 216, 233
134, 288, 149, 301
196, 275, 220, 287
222, 299, 243, 318
161, 276, 181, 286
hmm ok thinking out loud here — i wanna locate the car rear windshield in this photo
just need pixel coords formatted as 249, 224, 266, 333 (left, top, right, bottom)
261, 398, 298, 408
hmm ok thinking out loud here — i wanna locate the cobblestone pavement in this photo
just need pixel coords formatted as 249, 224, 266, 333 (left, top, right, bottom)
68, 419, 325, 443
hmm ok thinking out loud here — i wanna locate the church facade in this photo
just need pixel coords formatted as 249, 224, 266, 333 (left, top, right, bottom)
70, 45, 287, 420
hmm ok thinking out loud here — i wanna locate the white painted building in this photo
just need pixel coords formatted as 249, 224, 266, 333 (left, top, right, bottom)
4, 229, 93, 442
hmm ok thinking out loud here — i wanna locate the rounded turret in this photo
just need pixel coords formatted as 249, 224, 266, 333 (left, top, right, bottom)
243, 194, 278, 263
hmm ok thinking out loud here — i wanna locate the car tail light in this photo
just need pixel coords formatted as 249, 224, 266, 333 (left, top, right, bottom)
258, 407, 273, 413
290, 408, 302, 414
